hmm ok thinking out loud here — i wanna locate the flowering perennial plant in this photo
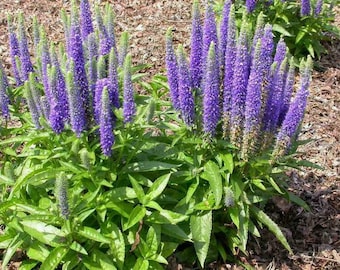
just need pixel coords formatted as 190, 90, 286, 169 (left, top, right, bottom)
166, 0, 312, 161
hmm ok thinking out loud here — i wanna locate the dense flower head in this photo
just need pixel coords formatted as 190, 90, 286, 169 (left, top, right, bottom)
177, 45, 195, 126
80, 0, 94, 40
104, 4, 118, 58
203, 42, 220, 136
85, 32, 98, 98
39, 27, 52, 102
99, 87, 115, 156
246, 0, 257, 13
189, 0, 203, 90
18, 13, 34, 81
95, 5, 114, 56
55, 172, 69, 220
118, 32, 129, 67
108, 47, 120, 109
251, 12, 265, 62
166, 28, 180, 111
0, 62, 10, 119
301, 0, 311, 16
123, 54, 136, 123
219, 0, 231, 72
273, 37, 287, 67
314, 0, 323, 16
24, 79, 41, 129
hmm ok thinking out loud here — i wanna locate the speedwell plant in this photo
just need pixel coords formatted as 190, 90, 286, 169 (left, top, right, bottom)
0, 0, 317, 269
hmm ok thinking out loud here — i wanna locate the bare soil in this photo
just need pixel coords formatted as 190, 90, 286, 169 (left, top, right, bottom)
0, 0, 339, 269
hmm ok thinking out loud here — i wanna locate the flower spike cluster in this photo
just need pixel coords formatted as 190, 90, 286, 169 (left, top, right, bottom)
1, 1, 138, 156
166, 0, 312, 162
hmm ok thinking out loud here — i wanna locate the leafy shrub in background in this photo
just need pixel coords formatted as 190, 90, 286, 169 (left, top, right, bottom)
0, 0, 318, 269
214, 0, 340, 60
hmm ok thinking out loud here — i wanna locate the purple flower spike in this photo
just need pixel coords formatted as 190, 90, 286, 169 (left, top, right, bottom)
165, 28, 180, 111
177, 45, 195, 127
39, 28, 52, 102
65, 61, 86, 137
108, 47, 120, 109
314, 0, 323, 16
230, 20, 250, 147
118, 32, 129, 67
0, 62, 10, 119
18, 13, 34, 81
279, 56, 295, 125
219, 0, 231, 72
189, 0, 203, 90
24, 80, 41, 129
85, 33, 98, 100
273, 37, 287, 67
273, 57, 312, 159
96, 6, 113, 56
246, 0, 257, 13
8, 16, 23, 86
202, 3, 218, 85
203, 42, 220, 136
301, 0, 311, 16
48, 66, 65, 134
68, 2, 90, 124
104, 4, 118, 58
80, 0, 94, 40
123, 54, 136, 123
94, 78, 118, 124
223, 5, 236, 137
100, 87, 115, 156
251, 12, 265, 62
50, 44, 69, 122
97, 55, 107, 80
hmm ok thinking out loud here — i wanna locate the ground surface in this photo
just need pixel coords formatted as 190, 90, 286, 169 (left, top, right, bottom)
0, 0, 339, 269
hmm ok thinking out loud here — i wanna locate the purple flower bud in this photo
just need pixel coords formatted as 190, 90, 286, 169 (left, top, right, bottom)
97, 55, 107, 80
32, 17, 40, 56
61, 10, 71, 53
95, 6, 114, 56
123, 54, 136, 123
189, 0, 203, 90
203, 42, 220, 136
8, 16, 23, 86
301, 0, 311, 16
100, 87, 115, 156
18, 13, 34, 81
273, 57, 312, 159
65, 61, 86, 137
314, 0, 323, 16
39, 28, 52, 102
55, 172, 69, 220
108, 47, 120, 109
177, 45, 195, 126
85, 33, 98, 98
230, 21, 250, 147
273, 38, 287, 67
246, 0, 257, 13
29, 72, 44, 118
165, 28, 180, 111
202, 3, 219, 86
118, 32, 129, 67
0, 62, 10, 119
222, 5, 236, 136
104, 4, 118, 58
80, 0, 94, 40
219, 0, 231, 72
251, 12, 265, 62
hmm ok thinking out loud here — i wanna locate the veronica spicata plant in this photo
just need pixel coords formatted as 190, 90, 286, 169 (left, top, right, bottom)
214, 0, 340, 60
163, 0, 316, 267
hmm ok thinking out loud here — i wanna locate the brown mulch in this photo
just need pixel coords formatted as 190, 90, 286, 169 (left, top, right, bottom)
0, 1, 339, 269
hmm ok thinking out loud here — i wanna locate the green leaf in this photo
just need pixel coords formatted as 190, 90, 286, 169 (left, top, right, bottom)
190, 211, 212, 267
69, 241, 88, 255
0, 174, 15, 185
272, 24, 292, 37
109, 223, 125, 270
123, 205, 146, 231
18, 260, 39, 270
144, 173, 171, 203
123, 161, 179, 173
77, 227, 111, 244
221, 153, 234, 173
146, 225, 161, 256
161, 224, 191, 242
185, 177, 199, 204
267, 176, 284, 194
296, 30, 306, 44
128, 175, 145, 203
105, 187, 137, 202
40, 246, 69, 270
92, 250, 117, 270
250, 206, 292, 254
1, 233, 26, 270
133, 258, 149, 270
287, 192, 310, 211
26, 242, 50, 262
201, 161, 222, 206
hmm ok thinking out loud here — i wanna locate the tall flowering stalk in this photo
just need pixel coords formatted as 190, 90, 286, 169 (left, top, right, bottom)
95, 5, 114, 56
104, 4, 118, 58
108, 47, 120, 109
272, 56, 312, 159
55, 173, 70, 220
165, 28, 180, 111
314, 0, 323, 16
177, 45, 195, 127
222, 5, 236, 137
301, 0, 311, 16
18, 13, 34, 81
189, 0, 203, 90
203, 42, 220, 136
230, 18, 250, 147
7, 16, 22, 86
65, 61, 86, 137
80, 0, 94, 40
123, 54, 136, 123
118, 32, 129, 67
219, 0, 231, 72
0, 62, 10, 119
39, 27, 52, 102
99, 87, 115, 156
24, 79, 41, 129
246, 0, 257, 13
